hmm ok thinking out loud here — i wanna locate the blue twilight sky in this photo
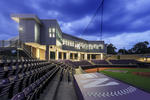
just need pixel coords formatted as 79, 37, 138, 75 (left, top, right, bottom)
0, 0, 150, 49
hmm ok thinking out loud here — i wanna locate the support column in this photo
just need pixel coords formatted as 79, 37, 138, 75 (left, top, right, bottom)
90, 54, 92, 60
62, 52, 64, 60
73, 53, 75, 60
78, 53, 81, 61
56, 50, 59, 60
100, 53, 103, 60
45, 45, 49, 60
66, 52, 70, 60
36, 48, 40, 59
84, 53, 87, 60
31, 47, 33, 57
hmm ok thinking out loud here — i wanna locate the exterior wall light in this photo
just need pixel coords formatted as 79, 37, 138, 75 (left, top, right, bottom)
19, 26, 23, 31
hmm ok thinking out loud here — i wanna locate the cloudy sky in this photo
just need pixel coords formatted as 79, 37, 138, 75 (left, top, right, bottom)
0, 0, 150, 49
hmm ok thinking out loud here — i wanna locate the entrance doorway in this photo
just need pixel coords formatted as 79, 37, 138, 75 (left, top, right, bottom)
50, 52, 55, 59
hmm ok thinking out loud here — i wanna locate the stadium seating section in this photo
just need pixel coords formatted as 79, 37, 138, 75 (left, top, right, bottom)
109, 59, 139, 64
55, 60, 93, 68
0, 58, 75, 100
91, 60, 109, 65
0, 58, 149, 100
72, 60, 93, 67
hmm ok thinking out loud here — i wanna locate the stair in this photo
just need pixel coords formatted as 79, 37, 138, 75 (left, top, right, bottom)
88, 60, 95, 65
106, 59, 112, 65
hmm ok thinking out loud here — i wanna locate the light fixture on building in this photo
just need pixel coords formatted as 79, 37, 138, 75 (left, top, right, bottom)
19, 26, 23, 31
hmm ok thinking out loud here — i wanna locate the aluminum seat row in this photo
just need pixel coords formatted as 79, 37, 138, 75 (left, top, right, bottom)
0, 58, 46, 65
11, 66, 60, 100
91, 60, 109, 64
0, 60, 51, 79
0, 60, 56, 100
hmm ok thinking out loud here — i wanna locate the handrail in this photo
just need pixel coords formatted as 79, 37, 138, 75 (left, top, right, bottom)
21, 43, 36, 59
0, 40, 36, 59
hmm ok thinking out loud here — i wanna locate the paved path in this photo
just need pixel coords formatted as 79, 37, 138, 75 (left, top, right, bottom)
39, 69, 77, 100
74, 73, 150, 100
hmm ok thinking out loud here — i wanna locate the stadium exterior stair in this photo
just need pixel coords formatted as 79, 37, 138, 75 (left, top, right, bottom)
106, 59, 112, 65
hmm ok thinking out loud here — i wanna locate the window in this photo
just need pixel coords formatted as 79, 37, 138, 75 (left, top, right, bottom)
49, 28, 51, 33
52, 28, 55, 33
49, 27, 55, 38
34, 24, 40, 42
49, 33, 52, 37
99, 46, 102, 49
52, 33, 55, 37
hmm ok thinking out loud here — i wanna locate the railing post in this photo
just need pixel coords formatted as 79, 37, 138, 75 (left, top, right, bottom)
17, 40, 19, 48
16, 40, 20, 59
10, 40, 12, 47
0, 40, 1, 47
2, 40, 4, 47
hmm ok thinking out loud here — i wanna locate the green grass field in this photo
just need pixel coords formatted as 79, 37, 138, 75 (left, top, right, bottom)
100, 68, 150, 93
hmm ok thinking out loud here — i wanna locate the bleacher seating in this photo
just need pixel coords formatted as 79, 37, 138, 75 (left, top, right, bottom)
109, 59, 139, 64
91, 60, 109, 65
72, 60, 92, 67
0, 58, 75, 100
60, 60, 76, 68
2, 58, 147, 100
53, 60, 77, 68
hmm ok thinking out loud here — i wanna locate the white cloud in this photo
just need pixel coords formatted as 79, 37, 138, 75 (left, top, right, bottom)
48, 10, 59, 17
0, 14, 18, 36
60, 16, 91, 35
126, 0, 150, 13
0, 34, 14, 40
79, 35, 99, 40
77, 30, 150, 50
105, 31, 150, 49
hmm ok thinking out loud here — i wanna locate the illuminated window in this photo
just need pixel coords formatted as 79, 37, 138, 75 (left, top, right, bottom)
52, 28, 55, 33
49, 28, 51, 33
49, 33, 52, 37
52, 33, 55, 37
49, 27, 55, 38
19, 27, 23, 31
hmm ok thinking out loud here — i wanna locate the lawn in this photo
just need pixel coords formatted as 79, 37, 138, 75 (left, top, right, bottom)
100, 68, 150, 93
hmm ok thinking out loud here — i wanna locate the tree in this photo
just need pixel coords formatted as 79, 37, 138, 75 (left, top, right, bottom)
132, 41, 149, 54
118, 48, 128, 54
128, 49, 133, 54
107, 43, 117, 54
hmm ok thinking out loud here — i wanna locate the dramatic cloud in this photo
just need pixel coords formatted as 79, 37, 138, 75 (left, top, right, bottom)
80, 30, 150, 50
104, 31, 150, 50
0, 0, 150, 49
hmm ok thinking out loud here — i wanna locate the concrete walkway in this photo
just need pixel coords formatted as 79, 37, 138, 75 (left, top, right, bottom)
74, 72, 150, 100
75, 67, 86, 74
39, 69, 77, 100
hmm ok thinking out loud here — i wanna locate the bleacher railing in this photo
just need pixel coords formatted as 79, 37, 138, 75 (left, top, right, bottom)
0, 40, 21, 48
0, 40, 35, 59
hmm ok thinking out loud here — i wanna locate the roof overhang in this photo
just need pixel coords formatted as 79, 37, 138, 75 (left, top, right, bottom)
11, 14, 41, 24
25, 43, 46, 50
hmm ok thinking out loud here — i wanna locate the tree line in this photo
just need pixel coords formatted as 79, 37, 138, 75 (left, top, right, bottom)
107, 41, 150, 54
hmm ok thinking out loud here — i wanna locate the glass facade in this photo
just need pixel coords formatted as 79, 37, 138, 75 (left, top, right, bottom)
56, 28, 62, 41
62, 38, 104, 51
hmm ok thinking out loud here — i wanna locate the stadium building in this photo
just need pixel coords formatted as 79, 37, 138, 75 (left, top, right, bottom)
11, 14, 107, 61
1, 14, 150, 100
